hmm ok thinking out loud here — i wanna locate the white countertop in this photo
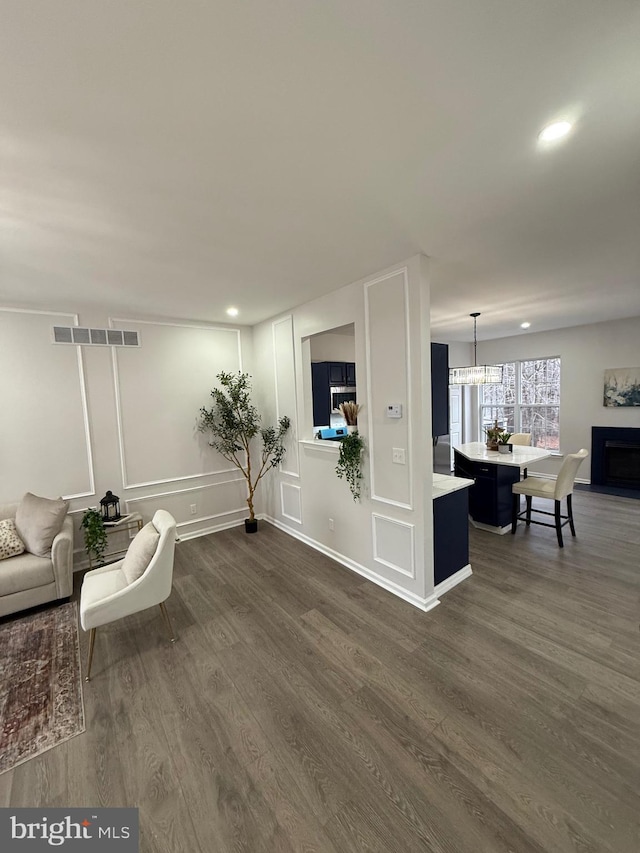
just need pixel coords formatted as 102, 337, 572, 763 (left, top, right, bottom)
454, 441, 552, 468
432, 473, 474, 499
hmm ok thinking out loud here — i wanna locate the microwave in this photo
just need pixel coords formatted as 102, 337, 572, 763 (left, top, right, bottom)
331, 386, 357, 413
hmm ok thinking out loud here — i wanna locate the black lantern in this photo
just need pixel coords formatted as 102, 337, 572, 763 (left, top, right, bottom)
100, 490, 121, 522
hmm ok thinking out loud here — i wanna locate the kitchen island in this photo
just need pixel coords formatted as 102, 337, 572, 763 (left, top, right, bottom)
454, 442, 552, 533
432, 473, 474, 592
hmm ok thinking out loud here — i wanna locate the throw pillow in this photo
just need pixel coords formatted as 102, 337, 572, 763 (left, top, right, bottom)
0, 518, 26, 561
15, 492, 69, 558
121, 522, 160, 584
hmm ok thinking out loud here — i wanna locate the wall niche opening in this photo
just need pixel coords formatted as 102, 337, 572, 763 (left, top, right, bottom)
307, 324, 357, 431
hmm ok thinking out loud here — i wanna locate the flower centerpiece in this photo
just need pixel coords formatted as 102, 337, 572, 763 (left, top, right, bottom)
485, 419, 501, 451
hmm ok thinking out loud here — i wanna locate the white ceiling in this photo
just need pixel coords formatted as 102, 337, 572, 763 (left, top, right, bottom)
1, 2, 639, 342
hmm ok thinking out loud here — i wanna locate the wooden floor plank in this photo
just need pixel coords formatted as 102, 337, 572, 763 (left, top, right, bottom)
3, 488, 638, 852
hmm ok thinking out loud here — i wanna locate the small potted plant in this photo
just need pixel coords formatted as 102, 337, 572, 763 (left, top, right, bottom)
497, 431, 513, 454
336, 431, 365, 500
80, 508, 108, 566
485, 419, 501, 451
339, 400, 361, 434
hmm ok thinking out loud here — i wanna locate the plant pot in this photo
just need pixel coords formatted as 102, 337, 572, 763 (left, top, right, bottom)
498, 444, 511, 454
244, 518, 258, 534
486, 440, 499, 451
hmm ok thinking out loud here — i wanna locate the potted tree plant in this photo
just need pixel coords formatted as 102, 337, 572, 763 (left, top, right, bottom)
199, 372, 290, 533
336, 431, 365, 501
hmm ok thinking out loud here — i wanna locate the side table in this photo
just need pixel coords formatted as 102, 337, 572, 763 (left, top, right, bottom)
89, 512, 143, 569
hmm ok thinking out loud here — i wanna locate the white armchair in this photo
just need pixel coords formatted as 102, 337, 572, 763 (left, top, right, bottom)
80, 509, 178, 681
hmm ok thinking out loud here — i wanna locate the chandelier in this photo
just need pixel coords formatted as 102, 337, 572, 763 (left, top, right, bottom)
448, 313, 503, 385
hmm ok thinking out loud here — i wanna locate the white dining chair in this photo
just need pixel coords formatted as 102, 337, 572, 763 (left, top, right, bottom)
511, 449, 588, 547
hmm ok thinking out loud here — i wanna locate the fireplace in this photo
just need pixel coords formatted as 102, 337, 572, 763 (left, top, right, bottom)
592, 427, 640, 488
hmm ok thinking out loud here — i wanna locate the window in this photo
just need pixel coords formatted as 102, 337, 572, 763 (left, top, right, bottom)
480, 357, 560, 450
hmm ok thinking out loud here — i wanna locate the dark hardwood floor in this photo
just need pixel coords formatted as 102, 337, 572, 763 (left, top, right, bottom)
2, 489, 639, 852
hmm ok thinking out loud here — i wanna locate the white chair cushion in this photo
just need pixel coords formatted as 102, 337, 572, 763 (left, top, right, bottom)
0, 518, 25, 560
121, 522, 160, 584
513, 476, 556, 499
15, 492, 69, 557
81, 565, 129, 612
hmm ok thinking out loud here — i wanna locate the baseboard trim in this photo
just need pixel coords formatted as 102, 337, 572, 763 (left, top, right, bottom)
177, 517, 246, 541
434, 564, 472, 597
263, 514, 440, 613
470, 519, 512, 536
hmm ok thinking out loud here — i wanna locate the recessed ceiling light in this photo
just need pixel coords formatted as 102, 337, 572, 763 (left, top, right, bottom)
520, 322, 531, 329
538, 121, 572, 143
226, 307, 239, 317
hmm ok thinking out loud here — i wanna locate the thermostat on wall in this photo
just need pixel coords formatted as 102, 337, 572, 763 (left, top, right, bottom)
387, 404, 402, 418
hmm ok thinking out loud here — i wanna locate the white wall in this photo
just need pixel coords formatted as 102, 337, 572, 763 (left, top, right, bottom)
309, 329, 356, 363
252, 255, 438, 611
478, 315, 640, 479
0, 305, 253, 567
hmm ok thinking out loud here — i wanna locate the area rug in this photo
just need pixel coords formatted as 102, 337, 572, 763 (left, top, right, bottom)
0, 602, 85, 774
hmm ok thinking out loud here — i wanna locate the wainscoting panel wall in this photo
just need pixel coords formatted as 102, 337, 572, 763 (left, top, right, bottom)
0, 308, 95, 502
272, 316, 300, 478
111, 319, 242, 488
280, 481, 302, 525
364, 269, 412, 509
372, 513, 415, 578
124, 476, 249, 537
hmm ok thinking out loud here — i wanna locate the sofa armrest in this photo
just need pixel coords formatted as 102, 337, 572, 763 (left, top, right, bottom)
51, 515, 74, 598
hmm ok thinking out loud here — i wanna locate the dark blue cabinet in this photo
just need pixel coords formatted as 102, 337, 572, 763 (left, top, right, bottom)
312, 361, 357, 427
433, 488, 469, 585
454, 451, 519, 528
312, 363, 331, 427
328, 362, 346, 385
431, 342, 449, 437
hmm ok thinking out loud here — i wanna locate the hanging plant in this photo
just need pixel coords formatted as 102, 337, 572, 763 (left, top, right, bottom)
80, 508, 108, 566
336, 431, 365, 501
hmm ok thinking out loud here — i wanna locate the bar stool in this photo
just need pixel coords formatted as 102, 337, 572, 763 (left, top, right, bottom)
509, 433, 532, 477
511, 449, 588, 547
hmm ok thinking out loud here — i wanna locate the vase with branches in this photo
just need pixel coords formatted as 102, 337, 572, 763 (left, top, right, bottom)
485, 419, 501, 451
199, 371, 290, 532
339, 400, 361, 433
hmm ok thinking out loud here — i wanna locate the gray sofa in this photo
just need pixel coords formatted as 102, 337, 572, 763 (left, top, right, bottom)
0, 502, 74, 618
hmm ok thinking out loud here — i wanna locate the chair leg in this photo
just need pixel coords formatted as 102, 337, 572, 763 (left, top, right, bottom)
85, 628, 96, 682
555, 500, 564, 547
567, 493, 576, 536
159, 601, 176, 643
511, 494, 519, 534
525, 495, 532, 526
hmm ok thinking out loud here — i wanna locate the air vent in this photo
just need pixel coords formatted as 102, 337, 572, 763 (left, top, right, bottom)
52, 326, 139, 347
